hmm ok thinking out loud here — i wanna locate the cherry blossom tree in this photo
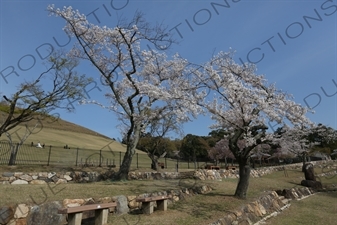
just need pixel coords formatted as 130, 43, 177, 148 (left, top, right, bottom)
273, 126, 310, 161
48, 6, 202, 180
208, 139, 235, 166
273, 124, 337, 169
194, 51, 313, 198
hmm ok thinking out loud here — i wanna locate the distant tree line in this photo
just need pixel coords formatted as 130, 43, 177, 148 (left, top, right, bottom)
135, 125, 337, 167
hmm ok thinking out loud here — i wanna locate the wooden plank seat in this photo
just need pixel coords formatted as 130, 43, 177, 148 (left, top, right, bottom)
58, 202, 117, 225
205, 165, 220, 170
226, 166, 237, 170
136, 196, 169, 214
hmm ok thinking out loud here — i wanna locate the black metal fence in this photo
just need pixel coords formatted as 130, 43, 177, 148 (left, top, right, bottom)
0, 141, 142, 167
0, 141, 218, 170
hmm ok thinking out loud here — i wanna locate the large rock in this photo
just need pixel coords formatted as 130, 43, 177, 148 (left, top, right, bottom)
113, 195, 129, 215
55, 179, 67, 184
14, 172, 23, 177
20, 174, 32, 182
14, 204, 29, 219
63, 175, 72, 181
26, 201, 65, 225
303, 163, 316, 181
0, 206, 14, 224
14, 218, 26, 225
11, 180, 28, 185
301, 180, 323, 190
38, 172, 48, 178
63, 199, 85, 208
36, 177, 52, 183
127, 196, 139, 209
281, 188, 301, 199
97, 197, 112, 204
2, 172, 14, 177
0, 177, 9, 181
30, 180, 47, 185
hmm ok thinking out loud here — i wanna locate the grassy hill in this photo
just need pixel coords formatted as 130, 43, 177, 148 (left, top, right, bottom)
0, 111, 145, 154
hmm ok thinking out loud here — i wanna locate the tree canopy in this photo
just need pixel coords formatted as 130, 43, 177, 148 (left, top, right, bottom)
48, 6, 203, 179
48, 5, 316, 198
191, 51, 313, 198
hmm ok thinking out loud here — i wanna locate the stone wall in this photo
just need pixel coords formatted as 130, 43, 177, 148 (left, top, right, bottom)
0, 171, 101, 185
1, 160, 335, 185
1, 160, 330, 224
209, 187, 315, 225
0, 185, 212, 225
0, 186, 315, 225
129, 160, 337, 181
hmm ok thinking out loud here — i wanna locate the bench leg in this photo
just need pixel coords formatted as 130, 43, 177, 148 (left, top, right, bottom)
141, 202, 154, 214
95, 209, 109, 225
156, 199, 167, 211
68, 212, 82, 225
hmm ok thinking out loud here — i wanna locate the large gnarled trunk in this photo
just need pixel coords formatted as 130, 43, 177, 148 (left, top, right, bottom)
116, 144, 137, 180
150, 157, 158, 170
234, 157, 251, 199
115, 125, 141, 180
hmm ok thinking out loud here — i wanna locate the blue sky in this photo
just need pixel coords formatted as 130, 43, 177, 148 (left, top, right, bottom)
0, 0, 336, 140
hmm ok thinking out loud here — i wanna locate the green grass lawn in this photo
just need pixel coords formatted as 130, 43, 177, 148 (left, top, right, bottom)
263, 192, 337, 225
1, 164, 336, 225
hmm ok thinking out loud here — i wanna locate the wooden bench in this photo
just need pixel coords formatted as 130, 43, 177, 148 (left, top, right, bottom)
226, 166, 237, 170
58, 202, 117, 225
205, 165, 220, 170
136, 196, 169, 214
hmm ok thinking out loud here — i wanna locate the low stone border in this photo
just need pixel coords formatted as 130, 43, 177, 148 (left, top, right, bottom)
0, 185, 213, 225
0, 171, 101, 185
130, 160, 336, 181
1, 160, 335, 185
209, 187, 315, 225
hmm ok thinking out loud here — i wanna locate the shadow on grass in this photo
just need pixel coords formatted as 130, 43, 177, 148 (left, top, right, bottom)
287, 181, 301, 186
203, 192, 236, 198
170, 198, 240, 220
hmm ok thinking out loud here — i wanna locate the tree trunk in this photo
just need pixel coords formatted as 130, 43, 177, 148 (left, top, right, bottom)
234, 159, 251, 199
150, 157, 158, 171
115, 125, 142, 180
115, 145, 136, 180
8, 144, 20, 166
302, 152, 308, 172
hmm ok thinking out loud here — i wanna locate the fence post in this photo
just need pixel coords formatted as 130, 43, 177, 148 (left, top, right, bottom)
136, 153, 139, 169
99, 150, 102, 167
165, 157, 167, 169
75, 148, 79, 166
188, 158, 190, 169
47, 146, 52, 166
